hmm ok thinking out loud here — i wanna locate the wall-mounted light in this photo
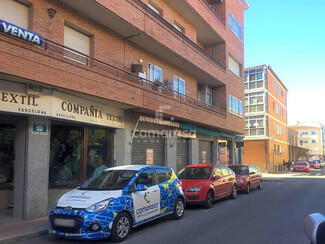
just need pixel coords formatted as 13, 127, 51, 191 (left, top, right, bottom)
47, 8, 57, 30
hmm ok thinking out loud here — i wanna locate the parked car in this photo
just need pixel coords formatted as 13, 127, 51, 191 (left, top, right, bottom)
177, 164, 237, 209
320, 161, 325, 168
49, 165, 185, 241
292, 161, 310, 172
304, 213, 325, 244
228, 165, 262, 194
309, 160, 321, 169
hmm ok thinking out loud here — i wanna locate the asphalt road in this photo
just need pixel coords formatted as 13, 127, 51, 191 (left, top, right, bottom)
20, 173, 325, 244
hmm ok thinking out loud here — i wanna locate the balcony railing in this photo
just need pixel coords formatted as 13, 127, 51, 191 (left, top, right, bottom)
202, 0, 226, 26
139, 1, 226, 71
43, 39, 226, 117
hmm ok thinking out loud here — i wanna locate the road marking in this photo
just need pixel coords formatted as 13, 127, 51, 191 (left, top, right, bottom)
225, 201, 233, 205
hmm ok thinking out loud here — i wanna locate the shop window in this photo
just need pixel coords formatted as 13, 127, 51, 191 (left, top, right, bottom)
87, 129, 110, 178
0, 127, 15, 187
0, 0, 29, 29
49, 125, 82, 186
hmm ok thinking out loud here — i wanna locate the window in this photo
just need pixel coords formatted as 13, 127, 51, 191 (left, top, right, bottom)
174, 76, 185, 95
244, 68, 264, 91
148, 0, 162, 16
228, 12, 242, 40
312, 139, 316, 144
206, 86, 213, 105
273, 122, 275, 131
49, 125, 83, 186
276, 104, 281, 115
135, 168, 156, 188
245, 115, 265, 136
174, 21, 184, 33
229, 95, 243, 117
300, 131, 308, 136
156, 168, 172, 183
277, 125, 281, 135
275, 84, 281, 96
245, 92, 265, 113
0, 126, 15, 187
220, 166, 230, 177
148, 63, 163, 83
0, 0, 29, 29
229, 56, 241, 77
311, 130, 316, 135
64, 25, 91, 64
87, 129, 110, 178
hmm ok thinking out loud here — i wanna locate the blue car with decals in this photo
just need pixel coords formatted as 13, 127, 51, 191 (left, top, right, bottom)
49, 165, 185, 242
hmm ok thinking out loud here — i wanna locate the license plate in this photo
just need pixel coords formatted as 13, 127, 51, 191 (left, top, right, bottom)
54, 218, 76, 227
297, 168, 302, 171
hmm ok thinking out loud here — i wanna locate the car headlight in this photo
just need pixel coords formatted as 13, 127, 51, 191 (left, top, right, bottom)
187, 186, 201, 192
237, 179, 244, 183
86, 198, 114, 213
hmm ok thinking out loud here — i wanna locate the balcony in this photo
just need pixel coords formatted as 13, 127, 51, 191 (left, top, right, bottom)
58, 0, 226, 88
43, 39, 226, 116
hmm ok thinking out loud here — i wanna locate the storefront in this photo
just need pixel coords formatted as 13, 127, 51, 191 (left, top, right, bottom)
0, 79, 124, 220
176, 138, 189, 171
199, 140, 212, 164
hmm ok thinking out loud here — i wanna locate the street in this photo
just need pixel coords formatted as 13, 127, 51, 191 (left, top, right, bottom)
19, 169, 325, 244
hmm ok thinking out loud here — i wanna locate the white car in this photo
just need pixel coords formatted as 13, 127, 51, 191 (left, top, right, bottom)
49, 165, 185, 242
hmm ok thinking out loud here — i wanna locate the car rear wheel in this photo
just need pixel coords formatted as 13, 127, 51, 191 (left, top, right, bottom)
204, 190, 214, 208
172, 198, 184, 220
111, 212, 131, 242
257, 180, 262, 190
245, 183, 250, 194
229, 185, 237, 199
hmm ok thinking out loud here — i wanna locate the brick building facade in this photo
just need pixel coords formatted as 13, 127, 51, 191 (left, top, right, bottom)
0, 0, 248, 220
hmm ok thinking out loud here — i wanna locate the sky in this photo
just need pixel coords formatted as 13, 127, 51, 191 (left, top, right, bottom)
244, 0, 325, 126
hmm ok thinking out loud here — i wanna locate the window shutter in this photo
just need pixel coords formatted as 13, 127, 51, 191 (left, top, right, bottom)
0, 0, 29, 29
229, 56, 240, 77
64, 25, 90, 56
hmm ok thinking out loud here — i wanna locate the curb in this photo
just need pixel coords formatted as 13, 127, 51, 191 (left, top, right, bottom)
0, 229, 48, 244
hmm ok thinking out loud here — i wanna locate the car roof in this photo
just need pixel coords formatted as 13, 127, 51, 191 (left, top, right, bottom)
105, 165, 158, 171
185, 164, 221, 168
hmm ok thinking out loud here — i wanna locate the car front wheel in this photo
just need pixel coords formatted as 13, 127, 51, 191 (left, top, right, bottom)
245, 183, 250, 194
172, 198, 185, 220
111, 212, 131, 242
229, 185, 237, 199
204, 190, 214, 208
257, 180, 262, 190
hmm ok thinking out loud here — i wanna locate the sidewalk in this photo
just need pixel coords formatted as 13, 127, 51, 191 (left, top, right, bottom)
0, 217, 48, 243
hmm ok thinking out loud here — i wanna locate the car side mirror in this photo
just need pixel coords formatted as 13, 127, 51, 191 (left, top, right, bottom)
135, 184, 148, 191
304, 213, 325, 244
249, 172, 255, 175
212, 175, 221, 181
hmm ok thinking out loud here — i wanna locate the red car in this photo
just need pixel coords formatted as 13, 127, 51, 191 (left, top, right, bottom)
228, 165, 262, 194
308, 160, 321, 169
177, 164, 237, 208
292, 161, 310, 172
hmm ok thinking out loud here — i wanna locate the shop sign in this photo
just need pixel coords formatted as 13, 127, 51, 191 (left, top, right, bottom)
202, 151, 207, 163
0, 20, 43, 46
0, 80, 51, 116
174, 130, 196, 139
146, 149, 154, 165
32, 122, 48, 135
52, 91, 124, 128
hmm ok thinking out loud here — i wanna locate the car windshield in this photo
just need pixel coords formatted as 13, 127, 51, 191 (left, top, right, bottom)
80, 170, 136, 190
228, 166, 249, 175
177, 167, 212, 179
308, 161, 315, 164
297, 162, 307, 166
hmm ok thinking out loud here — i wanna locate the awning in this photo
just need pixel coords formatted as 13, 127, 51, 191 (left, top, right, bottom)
180, 123, 242, 140
180, 123, 221, 137
139, 115, 180, 128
